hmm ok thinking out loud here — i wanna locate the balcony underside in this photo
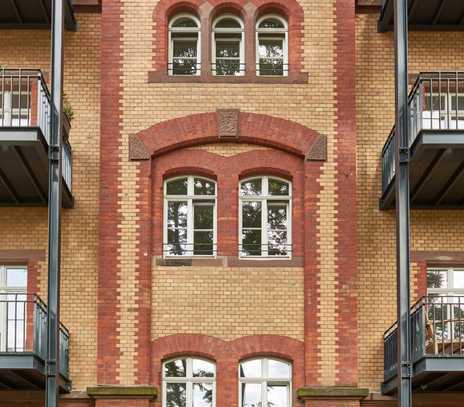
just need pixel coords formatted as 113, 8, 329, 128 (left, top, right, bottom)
382, 356, 464, 395
0, 128, 74, 208
0, 353, 71, 392
379, 0, 464, 32
380, 131, 464, 209
0, 0, 76, 31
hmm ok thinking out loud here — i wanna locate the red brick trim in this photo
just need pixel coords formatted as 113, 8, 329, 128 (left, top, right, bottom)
132, 111, 322, 160
98, 0, 123, 385
150, 0, 307, 84
151, 334, 304, 407
334, 0, 358, 386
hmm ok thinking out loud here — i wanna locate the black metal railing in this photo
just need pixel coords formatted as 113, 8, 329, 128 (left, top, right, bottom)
384, 295, 464, 381
168, 61, 201, 76
0, 68, 73, 192
163, 243, 217, 257
256, 61, 288, 77
381, 72, 464, 193
239, 243, 293, 258
212, 62, 246, 76
0, 293, 70, 379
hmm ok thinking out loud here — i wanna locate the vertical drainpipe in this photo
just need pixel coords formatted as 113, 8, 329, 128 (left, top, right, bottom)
394, 1, 412, 406
46, 0, 64, 406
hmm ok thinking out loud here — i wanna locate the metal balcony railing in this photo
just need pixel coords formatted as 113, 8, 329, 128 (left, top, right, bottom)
0, 68, 73, 192
384, 296, 464, 382
0, 293, 70, 379
381, 72, 464, 193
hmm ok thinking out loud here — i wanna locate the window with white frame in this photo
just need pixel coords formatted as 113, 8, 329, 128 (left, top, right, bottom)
0, 89, 31, 127
164, 176, 217, 257
169, 14, 201, 76
239, 358, 292, 407
256, 15, 288, 77
163, 357, 216, 407
0, 265, 27, 352
212, 15, 245, 76
239, 176, 291, 258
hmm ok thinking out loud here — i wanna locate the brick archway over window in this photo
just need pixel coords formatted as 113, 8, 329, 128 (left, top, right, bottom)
129, 110, 326, 161
150, 0, 307, 83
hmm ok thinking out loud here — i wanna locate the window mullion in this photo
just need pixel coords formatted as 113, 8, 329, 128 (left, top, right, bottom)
187, 381, 193, 407
263, 199, 268, 257
188, 199, 194, 256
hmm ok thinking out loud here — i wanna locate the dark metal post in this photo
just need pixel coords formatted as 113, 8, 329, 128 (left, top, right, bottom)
394, 1, 412, 406
46, 0, 64, 406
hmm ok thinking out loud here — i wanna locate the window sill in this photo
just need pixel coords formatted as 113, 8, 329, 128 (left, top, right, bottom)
155, 256, 304, 267
148, 71, 308, 84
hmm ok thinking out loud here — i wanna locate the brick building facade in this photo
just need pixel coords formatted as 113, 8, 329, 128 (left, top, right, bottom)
0, 0, 463, 406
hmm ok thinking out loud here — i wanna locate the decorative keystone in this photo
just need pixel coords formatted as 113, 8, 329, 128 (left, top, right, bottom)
297, 386, 369, 400
87, 385, 158, 399
217, 109, 240, 139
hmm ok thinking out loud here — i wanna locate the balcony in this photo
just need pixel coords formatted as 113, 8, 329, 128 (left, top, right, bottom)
383, 296, 464, 395
0, 69, 74, 208
0, 294, 71, 392
378, 0, 464, 32
0, 0, 76, 31
380, 72, 464, 209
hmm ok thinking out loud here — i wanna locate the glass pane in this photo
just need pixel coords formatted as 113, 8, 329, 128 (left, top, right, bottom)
166, 383, 187, 407
268, 204, 287, 229
193, 359, 215, 377
242, 230, 262, 256
258, 38, 283, 59
259, 18, 285, 29
194, 204, 214, 229
172, 59, 198, 75
167, 178, 188, 195
241, 179, 262, 196
241, 383, 261, 407
167, 229, 188, 256
194, 178, 215, 196
173, 40, 197, 58
454, 270, 464, 289
6, 268, 27, 288
269, 179, 289, 196
164, 359, 187, 377
172, 17, 198, 28
215, 59, 241, 76
215, 17, 242, 29
267, 384, 289, 407
242, 202, 262, 228
428, 270, 448, 289
194, 231, 214, 256
240, 359, 262, 378
193, 383, 213, 407
268, 360, 290, 379
216, 41, 240, 58
167, 201, 188, 228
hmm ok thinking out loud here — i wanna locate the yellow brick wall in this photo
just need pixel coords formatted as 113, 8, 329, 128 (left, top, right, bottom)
0, 13, 100, 390
356, 12, 464, 391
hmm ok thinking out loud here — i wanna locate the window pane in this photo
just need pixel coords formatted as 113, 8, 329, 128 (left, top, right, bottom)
172, 17, 198, 28
268, 360, 290, 379
194, 178, 215, 195
242, 202, 262, 228
428, 270, 448, 289
167, 229, 188, 256
166, 383, 187, 407
269, 179, 289, 196
173, 40, 197, 58
241, 179, 262, 196
267, 384, 289, 407
193, 383, 213, 407
194, 204, 214, 229
242, 230, 262, 256
164, 359, 187, 377
259, 18, 285, 29
268, 204, 287, 229
167, 178, 188, 195
241, 383, 261, 407
193, 359, 215, 377
6, 268, 27, 288
240, 359, 262, 378
193, 231, 214, 256
167, 201, 188, 228
215, 17, 241, 29
454, 270, 464, 289
259, 38, 283, 59
216, 41, 240, 58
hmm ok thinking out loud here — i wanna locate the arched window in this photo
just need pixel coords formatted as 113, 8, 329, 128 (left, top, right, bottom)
164, 176, 217, 257
212, 14, 245, 76
169, 14, 201, 76
239, 358, 292, 407
256, 15, 288, 76
239, 176, 292, 258
163, 357, 216, 407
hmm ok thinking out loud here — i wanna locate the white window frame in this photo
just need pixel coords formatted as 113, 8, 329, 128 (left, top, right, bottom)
0, 265, 27, 352
163, 176, 217, 258
239, 357, 292, 407
255, 14, 288, 77
162, 357, 216, 407
427, 267, 464, 296
212, 14, 245, 76
239, 176, 292, 259
168, 13, 202, 76
0, 90, 31, 127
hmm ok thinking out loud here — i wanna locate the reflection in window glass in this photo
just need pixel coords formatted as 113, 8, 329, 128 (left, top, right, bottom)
267, 385, 289, 407
256, 15, 288, 76
169, 15, 201, 75
213, 15, 244, 76
166, 383, 187, 407
193, 383, 213, 407
240, 359, 262, 378
241, 383, 261, 407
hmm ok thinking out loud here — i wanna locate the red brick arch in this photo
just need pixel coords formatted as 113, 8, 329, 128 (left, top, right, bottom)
132, 111, 323, 160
